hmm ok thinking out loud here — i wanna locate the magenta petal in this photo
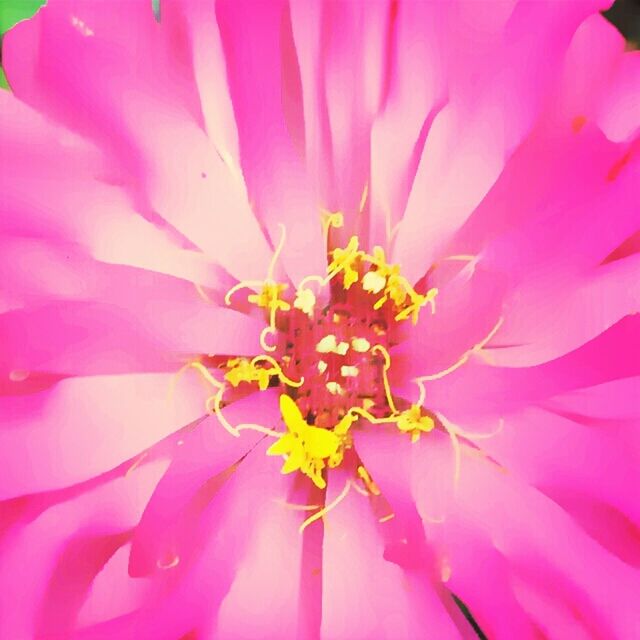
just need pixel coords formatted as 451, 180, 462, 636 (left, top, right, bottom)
216, 0, 326, 284
484, 253, 640, 367
596, 51, 640, 142
320, 468, 459, 640
129, 390, 279, 578
0, 299, 264, 378
393, 0, 603, 283
215, 471, 317, 638
545, 376, 640, 420
426, 315, 640, 421
393, 265, 507, 380
467, 407, 640, 529
0, 372, 205, 498
0, 461, 165, 639
428, 448, 640, 639
369, 1, 448, 249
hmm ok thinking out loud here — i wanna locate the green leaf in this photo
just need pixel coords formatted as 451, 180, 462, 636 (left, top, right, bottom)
0, 0, 46, 90
0, 0, 45, 35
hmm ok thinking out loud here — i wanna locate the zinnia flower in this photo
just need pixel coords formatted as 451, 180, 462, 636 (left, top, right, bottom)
1, 0, 639, 638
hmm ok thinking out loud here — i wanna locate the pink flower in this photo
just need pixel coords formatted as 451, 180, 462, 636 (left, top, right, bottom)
1, 0, 639, 638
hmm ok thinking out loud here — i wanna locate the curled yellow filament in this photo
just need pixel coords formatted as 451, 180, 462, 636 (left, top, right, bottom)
250, 355, 304, 388
224, 280, 265, 306
417, 316, 504, 383
371, 344, 399, 415
299, 480, 352, 534
267, 223, 287, 282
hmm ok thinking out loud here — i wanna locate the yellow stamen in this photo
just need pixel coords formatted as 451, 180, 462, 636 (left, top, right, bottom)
184, 361, 225, 391
235, 423, 283, 438
362, 270, 387, 294
379, 513, 395, 523
294, 287, 316, 315
267, 223, 287, 282
224, 280, 265, 306
194, 282, 213, 304
414, 378, 427, 407
260, 325, 278, 353
417, 316, 504, 382
371, 344, 399, 414
299, 480, 351, 534
437, 413, 462, 488
348, 406, 398, 425
359, 182, 369, 213
328, 236, 362, 289
351, 337, 371, 353
336, 341, 349, 356
357, 465, 381, 496
250, 355, 304, 388
275, 499, 322, 512
326, 381, 344, 395
396, 405, 436, 443
316, 334, 338, 353
225, 357, 271, 390
247, 283, 290, 313
268, 395, 344, 489
321, 209, 344, 249
205, 386, 240, 437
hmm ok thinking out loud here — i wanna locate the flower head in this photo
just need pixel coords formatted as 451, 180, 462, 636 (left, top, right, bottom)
1, 0, 639, 638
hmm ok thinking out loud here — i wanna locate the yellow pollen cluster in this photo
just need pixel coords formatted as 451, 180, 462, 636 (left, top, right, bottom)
248, 282, 290, 313
328, 236, 361, 289
224, 356, 304, 390
267, 395, 350, 489
396, 404, 436, 443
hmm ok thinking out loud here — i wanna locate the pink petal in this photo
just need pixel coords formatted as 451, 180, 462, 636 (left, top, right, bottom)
215, 467, 319, 638
466, 407, 640, 528
77, 542, 155, 630
3, 3, 273, 282
290, 0, 392, 251
321, 1, 390, 220
426, 315, 640, 421
0, 298, 263, 379
477, 141, 639, 281
483, 253, 640, 367
216, 0, 326, 284
596, 51, 640, 143
369, 1, 448, 249
393, 0, 607, 283
0, 233, 227, 315
76, 450, 292, 639
0, 460, 166, 639
0, 93, 229, 288
393, 264, 507, 381
554, 14, 625, 125
545, 376, 640, 420
443, 451, 640, 639
354, 428, 538, 640
320, 469, 459, 639
288, 0, 332, 211
160, 0, 242, 173
450, 125, 624, 266
129, 390, 279, 578
0, 371, 206, 498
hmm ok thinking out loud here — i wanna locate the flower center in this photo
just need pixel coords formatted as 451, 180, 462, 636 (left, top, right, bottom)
205, 222, 438, 489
